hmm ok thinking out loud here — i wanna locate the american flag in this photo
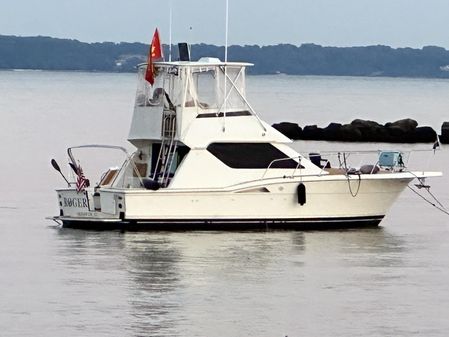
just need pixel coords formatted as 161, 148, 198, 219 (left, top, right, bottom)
76, 165, 88, 193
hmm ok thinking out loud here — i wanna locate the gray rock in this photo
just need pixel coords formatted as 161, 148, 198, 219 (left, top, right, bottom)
351, 119, 382, 129
338, 124, 362, 141
351, 119, 385, 142
322, 123, 342, 141
272, 122, 302, 139
385, 118, 418, 133
302, 125, 324, 140
415, 126, 437, 143
441, 122, 449, 144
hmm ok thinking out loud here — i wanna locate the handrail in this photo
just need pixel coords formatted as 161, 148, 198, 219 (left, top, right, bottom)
259, 148, 439, 181
67, 145, 145, 188
67, 145, 130, 177
107, 170, 436, 195
261, 156, 303, 179
67, 144, 129, 163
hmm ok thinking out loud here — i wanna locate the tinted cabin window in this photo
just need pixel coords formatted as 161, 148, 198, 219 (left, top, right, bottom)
151, 143, 190, 176
207, 143, 302, 169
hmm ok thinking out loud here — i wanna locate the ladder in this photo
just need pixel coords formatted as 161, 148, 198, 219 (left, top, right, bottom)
152, 108, 177, 187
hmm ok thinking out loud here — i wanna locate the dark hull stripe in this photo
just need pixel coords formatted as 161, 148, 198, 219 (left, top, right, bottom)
61, 215, 384, 231
196, 110, 252, 118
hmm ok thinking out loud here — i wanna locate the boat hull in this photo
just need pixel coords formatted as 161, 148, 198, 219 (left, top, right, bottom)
59, 215, 384, 231
54, 173, 416, 231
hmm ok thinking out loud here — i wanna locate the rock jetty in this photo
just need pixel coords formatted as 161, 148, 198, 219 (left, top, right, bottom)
272, 119, 447, 144
441, 122, 449, 144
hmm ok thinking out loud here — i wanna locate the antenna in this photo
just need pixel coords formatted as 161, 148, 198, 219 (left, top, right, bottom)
169, 0, 173, 62
222, 0, 229, 132
189, 26, 193, 59
225, 0, 229, 62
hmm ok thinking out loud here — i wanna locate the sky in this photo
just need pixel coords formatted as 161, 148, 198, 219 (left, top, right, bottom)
1, 0, 449, 48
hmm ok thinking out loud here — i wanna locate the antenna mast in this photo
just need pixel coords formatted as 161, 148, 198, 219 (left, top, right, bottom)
222, 0, 229, 132
225, 0, 229, 62
169, 0, 173, 62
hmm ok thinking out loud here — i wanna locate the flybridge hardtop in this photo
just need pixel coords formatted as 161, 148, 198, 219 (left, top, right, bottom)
50, 46, 443, 230
153, 59, 254, 66
129, 57, 288, 149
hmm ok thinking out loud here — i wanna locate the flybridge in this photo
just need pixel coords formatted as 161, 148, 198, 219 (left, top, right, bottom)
130, 28, 264, 145
138, 57, 254, 114
128, 55, 274, 147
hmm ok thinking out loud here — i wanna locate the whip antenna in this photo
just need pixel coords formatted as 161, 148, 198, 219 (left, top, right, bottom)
225, 0, 229, 62
222, 0, 229, 132
169, 0, 173, 62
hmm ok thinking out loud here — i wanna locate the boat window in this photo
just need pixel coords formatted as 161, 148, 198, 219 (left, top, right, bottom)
207, 143, 302, 169
135, 67, 166, 107
193, 70, 218, 109
150, 143, 191, 176
216, 67, 248, 112
181, 65, 250, 112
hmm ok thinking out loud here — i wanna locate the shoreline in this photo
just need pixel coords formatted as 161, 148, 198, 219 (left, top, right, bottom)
2, 35, 449, 78
2, 68, 449, 81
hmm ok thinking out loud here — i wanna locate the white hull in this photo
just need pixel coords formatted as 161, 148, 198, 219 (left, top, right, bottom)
54, 173, 422, 230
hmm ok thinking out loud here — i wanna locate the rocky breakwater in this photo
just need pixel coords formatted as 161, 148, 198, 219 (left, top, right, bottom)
272, 119, 446, 143
441, 122, 449, 144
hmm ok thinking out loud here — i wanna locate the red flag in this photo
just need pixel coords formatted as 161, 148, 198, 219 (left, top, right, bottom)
145, 28, 163, 85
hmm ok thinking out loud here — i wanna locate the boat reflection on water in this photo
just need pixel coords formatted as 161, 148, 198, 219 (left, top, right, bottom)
52, 226, 406, 335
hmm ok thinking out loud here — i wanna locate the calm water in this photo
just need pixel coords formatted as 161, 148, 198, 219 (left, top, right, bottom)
1, 71, 449, 336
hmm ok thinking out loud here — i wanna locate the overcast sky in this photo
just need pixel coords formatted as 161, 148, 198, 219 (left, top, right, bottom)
1, 0, 449, 48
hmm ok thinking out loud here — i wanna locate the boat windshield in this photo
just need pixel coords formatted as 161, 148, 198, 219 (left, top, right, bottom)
135, 63, 250, 114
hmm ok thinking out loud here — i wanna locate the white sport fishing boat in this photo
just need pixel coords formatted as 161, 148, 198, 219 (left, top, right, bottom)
50, 44, 441, 230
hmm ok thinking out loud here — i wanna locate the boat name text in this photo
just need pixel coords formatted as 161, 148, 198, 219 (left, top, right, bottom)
63, 197, 88, 208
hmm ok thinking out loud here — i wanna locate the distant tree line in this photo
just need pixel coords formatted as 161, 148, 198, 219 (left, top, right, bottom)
1, 35, 449, 78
